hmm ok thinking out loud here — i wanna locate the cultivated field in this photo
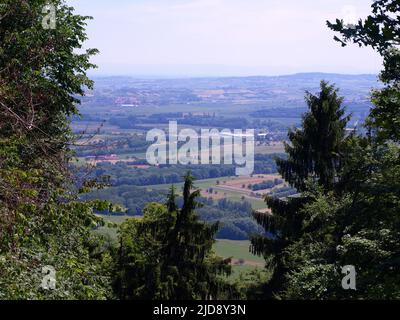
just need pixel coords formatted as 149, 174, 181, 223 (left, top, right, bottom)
144, 175, 282, 210
198, 174, 284, 209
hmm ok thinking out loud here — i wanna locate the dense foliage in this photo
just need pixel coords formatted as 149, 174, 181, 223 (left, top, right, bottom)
249, 0, 400, 300
0, 0, 120, 299
114, 173, 232, 300
250, 81, 350, 298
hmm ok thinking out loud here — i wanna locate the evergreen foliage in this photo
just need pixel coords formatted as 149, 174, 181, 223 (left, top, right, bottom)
251, 81, 351, 298
115, 173, 232, 300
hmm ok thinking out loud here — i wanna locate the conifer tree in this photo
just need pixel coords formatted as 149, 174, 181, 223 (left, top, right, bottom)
277, 81, 350, 192
115, 173, 231, 300
251, 81, 350, 298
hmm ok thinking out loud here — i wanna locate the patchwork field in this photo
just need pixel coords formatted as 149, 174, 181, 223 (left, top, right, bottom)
143, 176, 265, 208
144, 174, 283, 210
197, 174, 284, 209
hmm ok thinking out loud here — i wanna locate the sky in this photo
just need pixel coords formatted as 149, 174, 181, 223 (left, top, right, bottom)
68, 0, 382, 77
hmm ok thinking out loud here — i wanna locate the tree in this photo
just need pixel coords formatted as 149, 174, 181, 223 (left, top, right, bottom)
280, 1, 400, 299
327, 0, 400, 142
277, 81, 350, 192
0, 0, 115, 299
283, 138, 400, 299
251, 81, 350, 298
115, 173, 232, 300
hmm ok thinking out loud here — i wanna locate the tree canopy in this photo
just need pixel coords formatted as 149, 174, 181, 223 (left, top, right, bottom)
115, 173, 232, 300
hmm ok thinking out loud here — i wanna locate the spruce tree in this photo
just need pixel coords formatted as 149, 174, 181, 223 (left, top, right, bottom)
277, 81, 350, 192
251, 81, 350, 298
115, 173, 231, 300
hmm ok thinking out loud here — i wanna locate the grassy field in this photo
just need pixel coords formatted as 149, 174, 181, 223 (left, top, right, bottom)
215, 240, 264, 279
214, 240, 264, 264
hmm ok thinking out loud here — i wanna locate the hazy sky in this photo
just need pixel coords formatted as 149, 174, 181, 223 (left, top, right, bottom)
68, 0, 382, 77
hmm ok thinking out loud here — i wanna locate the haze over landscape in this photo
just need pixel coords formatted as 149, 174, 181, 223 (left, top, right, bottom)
68, 1, 380, 246
69, 0, 382, 77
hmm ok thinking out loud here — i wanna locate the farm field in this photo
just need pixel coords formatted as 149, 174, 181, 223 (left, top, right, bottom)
255, 142, 285, 154
214, 240, 264, 265
144, 174, 283, 210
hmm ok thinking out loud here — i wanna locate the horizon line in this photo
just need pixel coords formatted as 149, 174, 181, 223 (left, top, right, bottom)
89, 71, 379, 80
